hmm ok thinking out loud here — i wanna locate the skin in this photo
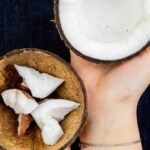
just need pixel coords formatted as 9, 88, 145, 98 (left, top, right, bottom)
66, 46, 150, 150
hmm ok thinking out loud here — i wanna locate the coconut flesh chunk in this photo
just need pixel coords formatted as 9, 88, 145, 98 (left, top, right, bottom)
42, 117, 64, 145
14, 65, 64, 99
18, 114, 33, 136
17, 83, 33, 136
31, 99, 80, 145
1, 89, 39, 114
58, 0, 150, 61
31, 99, 80, 127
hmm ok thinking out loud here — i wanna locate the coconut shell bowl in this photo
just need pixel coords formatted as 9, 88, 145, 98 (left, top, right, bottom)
0, 48, 87, 150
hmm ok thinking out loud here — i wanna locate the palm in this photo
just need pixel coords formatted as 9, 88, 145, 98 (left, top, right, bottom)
71, 47, 150, 122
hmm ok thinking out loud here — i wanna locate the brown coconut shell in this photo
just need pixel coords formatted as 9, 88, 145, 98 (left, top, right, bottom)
54, 0, 150, 64
0, 48, 87, 150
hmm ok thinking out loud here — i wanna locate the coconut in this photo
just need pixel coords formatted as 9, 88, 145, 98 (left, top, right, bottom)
0, 48, 87, 150
31, 99, 80, 146
17, 83, 33, 136
41, 117, 64, 146
14, 65, 64, 99
1, 89, 39, 114
18, 114, 33, 136
54, 0, 150, 62
32, 99, 80, 125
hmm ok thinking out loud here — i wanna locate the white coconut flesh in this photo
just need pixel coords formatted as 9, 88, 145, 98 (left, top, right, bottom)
59, 0, 150, 61
1, 89, 39, 114
41, 117, 64, 145
31, 99, 80, 145
15, 65, 64, 99
31, 99, 80, 128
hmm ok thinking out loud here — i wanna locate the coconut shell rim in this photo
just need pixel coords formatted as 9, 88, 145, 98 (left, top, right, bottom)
54, 0, 150, 64
0, 48, 87, 150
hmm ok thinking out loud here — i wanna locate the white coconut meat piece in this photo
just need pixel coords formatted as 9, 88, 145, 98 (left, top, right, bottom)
1, 89, 17, 108
31, 108, 44, 129
59, 0, 150, 61
1, 89, 39, 114
18, 114, 33, 136
31, 99, 80, 123
41, 117, 64, 145
31, 100, 79, 145
14, 65, 64, 98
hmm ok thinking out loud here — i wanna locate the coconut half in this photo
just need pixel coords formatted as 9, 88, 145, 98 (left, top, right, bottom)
0, 49, 87, 150
55, 0, 150, 62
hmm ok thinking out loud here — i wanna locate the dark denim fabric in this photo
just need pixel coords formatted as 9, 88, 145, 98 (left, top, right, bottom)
0, 0, 70, 60
0, 0, 149, 150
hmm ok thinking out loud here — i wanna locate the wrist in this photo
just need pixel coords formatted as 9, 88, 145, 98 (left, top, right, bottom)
80, 105, 141, 147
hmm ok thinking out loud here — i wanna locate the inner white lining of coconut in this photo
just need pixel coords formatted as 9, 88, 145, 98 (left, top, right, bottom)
59, 0, 150, 60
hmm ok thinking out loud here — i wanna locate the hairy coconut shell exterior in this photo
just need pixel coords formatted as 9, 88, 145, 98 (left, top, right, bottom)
54, 0, 150, 64
0, 48, 87, 150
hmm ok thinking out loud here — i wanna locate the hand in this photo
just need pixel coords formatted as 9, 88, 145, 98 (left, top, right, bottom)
71, 46, 150, 150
